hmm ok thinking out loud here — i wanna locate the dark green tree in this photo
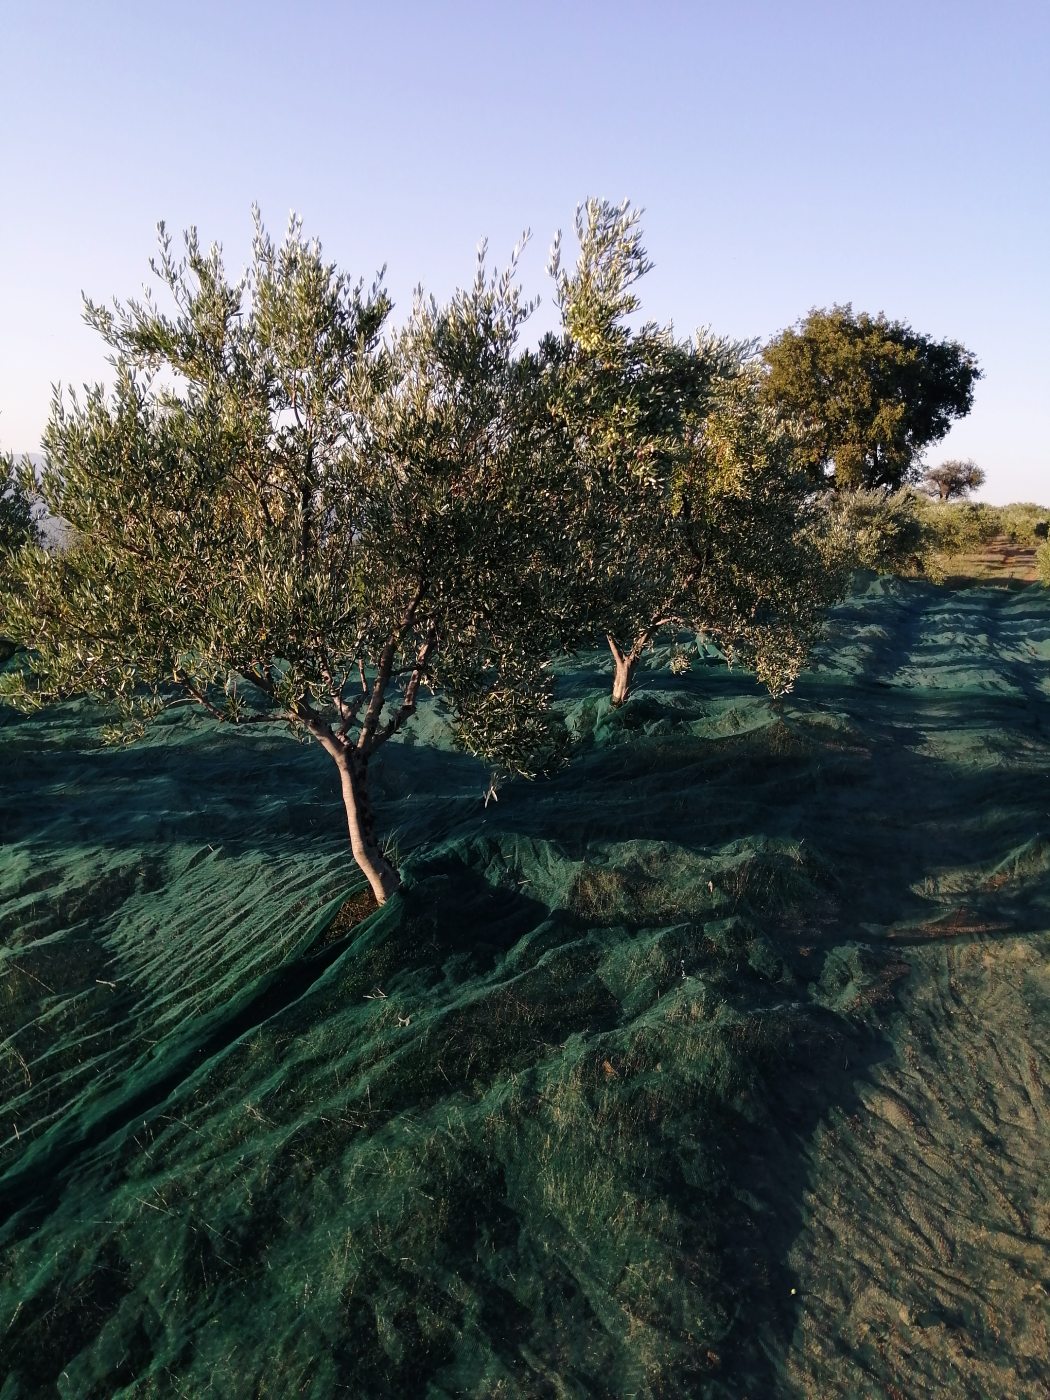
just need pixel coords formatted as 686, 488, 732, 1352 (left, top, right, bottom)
761, 305, 981, 491
0, 452, 41, 557
1, 452, 44, 659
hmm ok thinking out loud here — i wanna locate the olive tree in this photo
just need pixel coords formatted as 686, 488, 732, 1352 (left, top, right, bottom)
544, 200, 848, 706
674, 366, 852, 698
824, 488, 933, 577
0, 215, 571, 905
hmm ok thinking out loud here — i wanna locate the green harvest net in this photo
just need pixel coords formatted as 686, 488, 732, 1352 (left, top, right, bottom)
1, 575, 1048, 1397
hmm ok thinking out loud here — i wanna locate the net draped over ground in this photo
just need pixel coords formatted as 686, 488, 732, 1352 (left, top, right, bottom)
1, 575, 1048, 1397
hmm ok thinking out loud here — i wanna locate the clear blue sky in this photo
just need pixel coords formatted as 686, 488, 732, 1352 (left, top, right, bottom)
2, 0, 1047, 501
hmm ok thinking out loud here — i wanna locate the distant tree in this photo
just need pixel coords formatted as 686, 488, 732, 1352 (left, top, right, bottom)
1, 452, 44, 659
0, 452, 41, 557
761, 305, 981, 491
0, 215, 575, 905
545, 200, 848, 707
931, 500, 1001, 559
921, 458, 986, 500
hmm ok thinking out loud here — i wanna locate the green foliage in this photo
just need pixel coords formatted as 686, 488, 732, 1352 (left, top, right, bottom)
543, 200, 733, 641
761, 305, 981, 491
923, 499, 1000, 559
0, 452, 41, 559
679, 365, 852, 696
828, 491, 1050, 582
3, 214, 392, 719
828, 491, 1004, 580
0, 215, 574, 756
825, 488, 932, 577
999, 502, 1050, 547
544, 200, 845, 702
921, 458, 986, 500
1037, 540, 1050, 585
0, 214, 581, 899
0, 453, 44, 658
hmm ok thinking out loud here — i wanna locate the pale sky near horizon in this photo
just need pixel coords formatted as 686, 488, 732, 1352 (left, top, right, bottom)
1, 0, 1047, 502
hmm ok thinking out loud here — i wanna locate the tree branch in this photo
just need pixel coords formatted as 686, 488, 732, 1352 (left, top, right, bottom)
175, 674, 227, 722
366, 619, 438, 754
295, 702, 347, 765
318, 644, 353, 725
175, 671, 288, 724
357, 585, 423, 751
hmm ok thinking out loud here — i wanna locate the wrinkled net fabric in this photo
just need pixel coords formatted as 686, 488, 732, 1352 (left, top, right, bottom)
1, 574, 1048, 1396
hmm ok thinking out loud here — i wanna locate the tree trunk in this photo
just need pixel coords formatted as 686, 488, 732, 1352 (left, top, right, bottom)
611, 655, 637, 706
335, 750, 400, 905
607, 636, 638, 707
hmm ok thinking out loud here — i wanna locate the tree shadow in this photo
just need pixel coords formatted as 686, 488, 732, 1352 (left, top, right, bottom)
1, 602, 1048, 1393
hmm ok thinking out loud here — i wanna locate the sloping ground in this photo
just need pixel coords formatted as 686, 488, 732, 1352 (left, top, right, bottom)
0, 576, 1047, 1397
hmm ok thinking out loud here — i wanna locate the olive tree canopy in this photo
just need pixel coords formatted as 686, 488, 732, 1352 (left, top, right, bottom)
0, 215, 574, 904
0, 452, 41, 558
1, 452, 44, 659
543, 201, 849, 706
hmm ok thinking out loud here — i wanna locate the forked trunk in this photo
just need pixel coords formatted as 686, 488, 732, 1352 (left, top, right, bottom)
335, 751, 400, 906
611, 654, 637, 706
607, 635, 639, 707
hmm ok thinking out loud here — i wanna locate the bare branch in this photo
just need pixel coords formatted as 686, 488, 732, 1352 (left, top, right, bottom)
175, 674, 227, 722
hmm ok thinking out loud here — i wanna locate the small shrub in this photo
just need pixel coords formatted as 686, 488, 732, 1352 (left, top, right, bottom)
924, 500, 1000, 557
828, 489, 932, 576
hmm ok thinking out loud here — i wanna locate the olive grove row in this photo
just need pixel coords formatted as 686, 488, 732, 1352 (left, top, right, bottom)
0, 201, 982, 902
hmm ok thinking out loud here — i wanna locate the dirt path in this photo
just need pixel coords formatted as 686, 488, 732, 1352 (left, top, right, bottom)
781, 583, 1050, 1398
945, 533, 1042, 584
